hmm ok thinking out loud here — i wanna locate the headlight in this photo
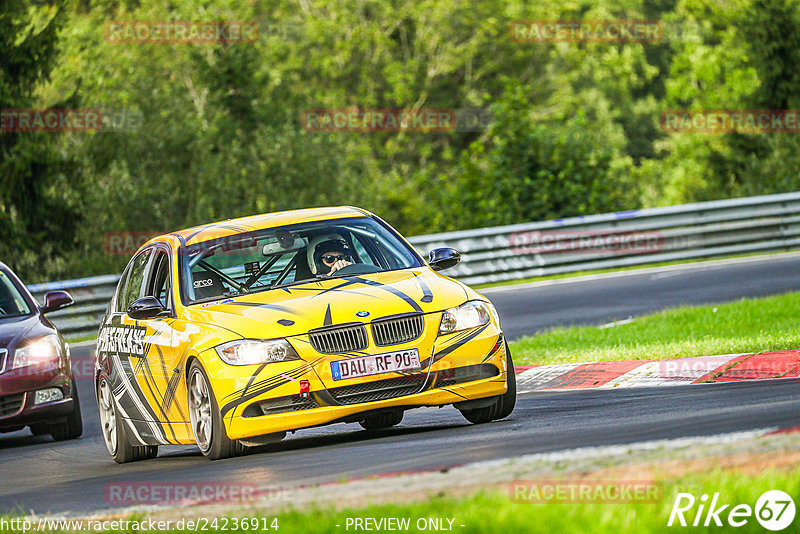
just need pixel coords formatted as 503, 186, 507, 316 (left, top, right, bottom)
13, 335, 61, 370
439, 300, 493, 335
215, 339, 300, 366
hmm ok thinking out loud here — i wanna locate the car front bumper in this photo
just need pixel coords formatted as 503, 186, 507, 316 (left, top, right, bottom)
226, 371, 507, 440
0, 366, 76, 432
203, 322, 509, 441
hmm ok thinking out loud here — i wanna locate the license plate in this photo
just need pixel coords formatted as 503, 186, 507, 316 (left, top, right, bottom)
330, 349, 421, 381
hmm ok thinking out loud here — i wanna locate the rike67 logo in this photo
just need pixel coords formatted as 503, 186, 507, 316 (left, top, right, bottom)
669, 490, 796, 531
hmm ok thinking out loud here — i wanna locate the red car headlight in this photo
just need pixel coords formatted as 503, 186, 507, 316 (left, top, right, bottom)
13, 335, 61, 370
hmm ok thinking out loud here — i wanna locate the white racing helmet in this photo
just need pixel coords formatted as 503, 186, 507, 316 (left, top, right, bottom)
306, 234, 351, 275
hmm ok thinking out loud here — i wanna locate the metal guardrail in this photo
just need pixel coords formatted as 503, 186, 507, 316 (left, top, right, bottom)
27, 192, 800, 339
27, 275, 118, 340
407, 191, 800, 285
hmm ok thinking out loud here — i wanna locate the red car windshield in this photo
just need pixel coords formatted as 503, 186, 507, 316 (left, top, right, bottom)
0, 270, 32, 319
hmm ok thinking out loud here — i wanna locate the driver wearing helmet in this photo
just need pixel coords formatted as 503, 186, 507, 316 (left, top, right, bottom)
307, 235, 354, 276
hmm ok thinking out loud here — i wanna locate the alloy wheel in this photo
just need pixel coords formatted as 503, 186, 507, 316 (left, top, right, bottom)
98, 379, 117, 455
189, 368, 213, 452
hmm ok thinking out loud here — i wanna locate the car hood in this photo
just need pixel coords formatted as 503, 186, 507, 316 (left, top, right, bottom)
0, 315, 39, 351
181, 268, 470, 340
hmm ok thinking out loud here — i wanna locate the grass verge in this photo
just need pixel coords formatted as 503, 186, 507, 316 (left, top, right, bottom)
4, 469, 797, 533
508, 291, 800, 365
274, 470, 795, 533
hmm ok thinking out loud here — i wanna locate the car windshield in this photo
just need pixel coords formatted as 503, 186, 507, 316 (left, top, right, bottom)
0, 270, 32, 319
179, 217, 422, 304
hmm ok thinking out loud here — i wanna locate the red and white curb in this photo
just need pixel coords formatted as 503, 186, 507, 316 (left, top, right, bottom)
513, 350, 800, 393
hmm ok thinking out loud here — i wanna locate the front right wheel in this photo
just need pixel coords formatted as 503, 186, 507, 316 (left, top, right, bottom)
359, 410, 404, 430
97, 377, 157, 463
188, 361, 248, 460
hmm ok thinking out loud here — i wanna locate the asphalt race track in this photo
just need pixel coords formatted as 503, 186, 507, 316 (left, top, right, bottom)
487, 253, 800, 340
2, 254, 800, 516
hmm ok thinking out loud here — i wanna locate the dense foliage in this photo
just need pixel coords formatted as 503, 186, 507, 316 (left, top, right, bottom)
2, 0, 799, 281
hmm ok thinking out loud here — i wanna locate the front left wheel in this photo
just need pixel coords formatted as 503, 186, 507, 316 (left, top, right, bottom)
458, 347, 517, 424
188, 361, 248, 460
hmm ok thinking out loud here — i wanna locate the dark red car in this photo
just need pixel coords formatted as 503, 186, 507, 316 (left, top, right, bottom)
0, 261, 82, 441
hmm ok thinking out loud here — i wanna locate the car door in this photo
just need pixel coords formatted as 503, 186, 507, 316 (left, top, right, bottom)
99, 245, 188, 445
98, 247, 164, 445
133, 243, 192, 443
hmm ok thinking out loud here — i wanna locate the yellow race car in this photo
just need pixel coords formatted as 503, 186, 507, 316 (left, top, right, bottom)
95, 207, 515, 462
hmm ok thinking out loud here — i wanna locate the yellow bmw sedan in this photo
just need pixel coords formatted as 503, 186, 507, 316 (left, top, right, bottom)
95, 207, 515, 462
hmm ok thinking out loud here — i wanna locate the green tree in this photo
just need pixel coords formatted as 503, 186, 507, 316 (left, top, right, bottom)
652, 0, 800, 204
0, 0, 80, 280
437, 82, 634, 230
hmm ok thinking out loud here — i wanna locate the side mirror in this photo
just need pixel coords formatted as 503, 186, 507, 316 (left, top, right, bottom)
428, 247, 461, 271
41, 290, 74, 314
128, 296, 167, 320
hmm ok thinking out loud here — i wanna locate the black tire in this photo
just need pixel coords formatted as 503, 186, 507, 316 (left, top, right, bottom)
97, 377, 158, 464
459, 346, 517, 424
49, 379, 84, 441
459, 401, 498, 424
495, 346, 517, 419
359, 411, 403, 430
29, 424, 49, 436
188, 361, 248, 460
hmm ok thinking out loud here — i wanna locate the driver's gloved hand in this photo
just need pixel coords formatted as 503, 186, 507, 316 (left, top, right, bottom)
328, 259, 352, 275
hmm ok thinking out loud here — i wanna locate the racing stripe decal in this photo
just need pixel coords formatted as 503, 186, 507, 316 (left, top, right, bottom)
439, 387, 469, 400
108, 349, 169, 445
222, 359, 322, 403
236, 362, 269, 400
348, 276, 423, 313
315, 278, 362, 295
412, 272, 434, 303
162, 368, 183, 416
110, 395, 148, 446
100, 315, 171, 445
131, 344, 179, 442
308, 276, 423, 313
422, 324, 490, 368
219, 365, 315, 417
482, 335, 505, 362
